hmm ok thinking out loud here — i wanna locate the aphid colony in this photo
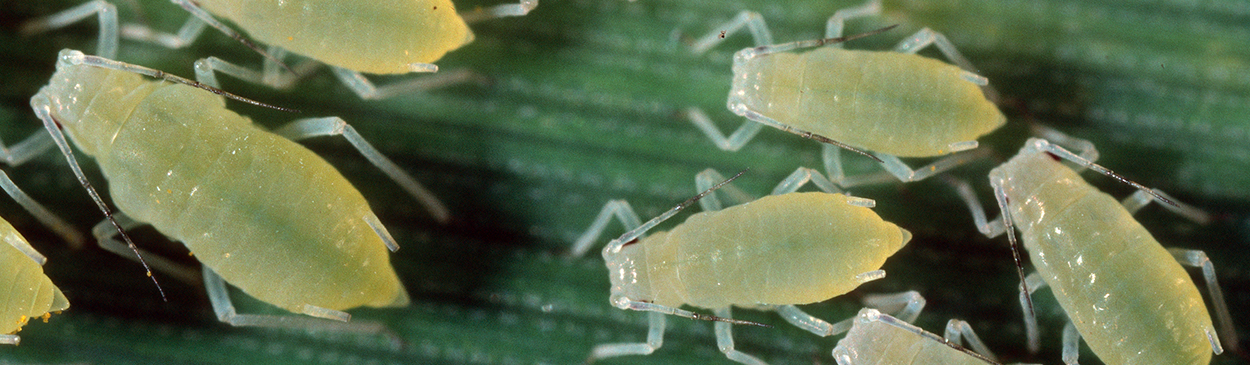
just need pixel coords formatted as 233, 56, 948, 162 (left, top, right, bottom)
6, 0, 1239, 364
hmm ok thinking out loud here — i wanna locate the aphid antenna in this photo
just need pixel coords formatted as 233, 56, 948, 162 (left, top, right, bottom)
66, 50, 300, 113
1032, 139, 1180, 209
991, 179, 1036, 353
171, 0, 299, 76
605, 169, 748, 253
623, 299, 771, 328
33, 105, 167, 302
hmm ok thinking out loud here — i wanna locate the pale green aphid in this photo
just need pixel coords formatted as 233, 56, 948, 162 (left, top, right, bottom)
570, 168, 916, 365
22, 0, 537, 99
951, 132, 1239, 365
0, 170, 84, 346
686, 0, 1005, 187
25, 49, 447, 335
833, 308, 1006, 365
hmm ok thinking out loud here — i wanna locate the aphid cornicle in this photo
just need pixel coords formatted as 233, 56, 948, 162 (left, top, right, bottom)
22, 0, 538, 99
950, 133, 1239, 365
25, 49, 445, 332
570, 168, 917, 364
686, 0, 1004, 187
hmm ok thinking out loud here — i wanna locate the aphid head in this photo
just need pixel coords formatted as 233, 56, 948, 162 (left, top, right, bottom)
603, 241, 651, 306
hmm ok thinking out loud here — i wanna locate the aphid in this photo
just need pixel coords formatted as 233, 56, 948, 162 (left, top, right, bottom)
832, 307, 1005, 365
569, 168, 917, 364
949, 134, 1239, 365
0, 170, 83, 346
685, 0, 1004, 187
26, 49, 446, 333
21, 0, 538, 99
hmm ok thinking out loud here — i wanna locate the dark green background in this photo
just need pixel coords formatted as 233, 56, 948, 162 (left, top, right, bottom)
1, 0, 1247, 364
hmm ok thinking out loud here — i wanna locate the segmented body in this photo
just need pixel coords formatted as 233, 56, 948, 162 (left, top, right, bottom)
198, 0, 472, 74
729, 48, 1004, 157
0, 218, 68, 336
609, 192, 910, 309
833, 309, 996, 365
32, 52, 408, 313
993, 151, 1213, 365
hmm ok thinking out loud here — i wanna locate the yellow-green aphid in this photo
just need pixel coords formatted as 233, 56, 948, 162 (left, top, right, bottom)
21, 0, 537, 99
687, 0, 1004, 187
952, 136, 1237, 365
0, 219, 69, 346
833, 308, 1003, 365
27, 50, 435, 332
570, 168, 913, 364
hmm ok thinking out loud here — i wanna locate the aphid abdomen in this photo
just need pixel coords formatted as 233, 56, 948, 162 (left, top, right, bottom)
0, 220, 69, 335
82, 79, 408, 313
730, 49, 1004, 157
1015, 160, 1213, 365
650, 193, 910, 309
198, 0, 473, 74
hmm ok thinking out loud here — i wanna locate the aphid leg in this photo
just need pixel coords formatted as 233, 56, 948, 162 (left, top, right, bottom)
0, 132, 55, 167
893, 27, 1000, 103
91, 214, 200, 285
775, 305, 845, 337
877, 147, 990, 184
690, 11, 773, 54
588, 312, 666, 361
569, 200, 641, 258
945, 319, 999, 361
1061, 321, 1080, 365
943, 176, 1007, 238
1121, 189, 1212, 224
0, 334, 15, 345
685, 107, 765, 152
330, 66, 482, 100
0, 170, 85, 250
117, 8, 207, 50
694, 168, 757, 211
19, 0, 119, 59
194, 53, 308, 91
863, 291, 926, 323
459, 0, 540, 24
165, 0, 293, 73
822, 145, 896, 189
714, 308, 768, 365
824, 0, 883, 40
1020, 272, 1048, 354
272, 117, 451, 223
1169, 248, 1237, 355
202, 267, 404, 347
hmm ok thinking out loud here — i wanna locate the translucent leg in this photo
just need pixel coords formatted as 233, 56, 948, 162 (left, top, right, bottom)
945, 319, 998, 361
193, 54, 307, 91
893, 27, 1000, 103
0, 334, 15, 345
685, 107, 765, 152
1061, 321, 1080, 365
167, 0, 288, 69
944, 176, 1007, 238
19, 0, 118, 59
91, 215, 200, 285
330, 66, 480, 100
1120, 189, 1212, 224
1170, 248, 1235, 355
822, 145, 896, 188
824, 0, 883, 40
118, 12, 207, 49
0, 132, 55, 167
875, 146, 988, 184
693, 167, 757, 211
714, 308, 768, 365
690, 10, 773, 54
568, 200, 641, 258
775, 305, 844, 337
0, 170, 85, 250
459, 0, 539, 23
1020, 272, 1048, 354
589, 312, 665, 361
272, 117, 451, 223
863, 291, 926, 323
203, 267, 402, 347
